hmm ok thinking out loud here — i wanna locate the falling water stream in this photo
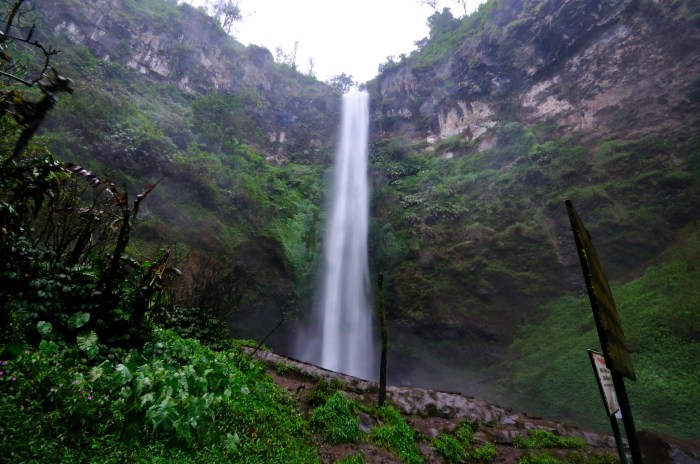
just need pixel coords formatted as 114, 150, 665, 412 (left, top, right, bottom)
296, 89, 375, 379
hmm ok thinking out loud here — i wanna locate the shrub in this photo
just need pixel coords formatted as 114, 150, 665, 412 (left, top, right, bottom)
370, 405, 423, 464
454, 421, 474, 445
306, 377, 345, 406
335, 453, 367, 464
433, 433, 466, 463
310, 391, 361, 444
513, 429, 585, 449
518, 453, 563, 464
470, 442, 497, 462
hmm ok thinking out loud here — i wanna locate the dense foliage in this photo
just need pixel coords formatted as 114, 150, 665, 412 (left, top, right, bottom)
0, 329, 319, 463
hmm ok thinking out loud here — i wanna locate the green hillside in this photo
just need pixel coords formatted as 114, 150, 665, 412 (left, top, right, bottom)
501, 227, 700, 439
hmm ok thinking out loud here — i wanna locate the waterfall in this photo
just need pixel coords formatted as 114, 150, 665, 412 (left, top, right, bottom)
296, 89, 375, 380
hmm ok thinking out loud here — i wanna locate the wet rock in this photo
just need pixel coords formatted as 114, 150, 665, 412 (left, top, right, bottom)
638, 429, 700, 464
358, 412, 373, 434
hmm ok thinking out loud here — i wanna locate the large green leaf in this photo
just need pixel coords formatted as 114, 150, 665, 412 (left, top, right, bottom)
77, 330, 99, 359
36, 321, 52, 336
68, 312, 90, 330
116, 363, 133, 382
0, 343, 25, 360
147, 397, 179, 430
39, 339, 58, 356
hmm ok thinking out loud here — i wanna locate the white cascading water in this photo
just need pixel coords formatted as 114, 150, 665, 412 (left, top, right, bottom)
297, 89, 375, 379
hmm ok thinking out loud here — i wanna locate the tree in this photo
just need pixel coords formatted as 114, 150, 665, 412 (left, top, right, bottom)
427, 7, 459, 39
190, 90, 261, 153
1, 1, 168, 351
206, 0, 241, 34
455, 0, 470, 16
307, 56, 316, 78
275, 40, 299, 70
0, 0, 72, 164
327, 73, 355, 94
418, 0, 440, 12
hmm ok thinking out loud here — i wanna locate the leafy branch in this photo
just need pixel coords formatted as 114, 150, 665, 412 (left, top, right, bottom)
0, 0, 71, 165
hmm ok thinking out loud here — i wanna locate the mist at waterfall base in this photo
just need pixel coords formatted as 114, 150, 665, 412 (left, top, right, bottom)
294, 89, 377, 380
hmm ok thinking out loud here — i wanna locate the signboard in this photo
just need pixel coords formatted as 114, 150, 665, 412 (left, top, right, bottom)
566, 200, 636, 380
588, 349, 620, 417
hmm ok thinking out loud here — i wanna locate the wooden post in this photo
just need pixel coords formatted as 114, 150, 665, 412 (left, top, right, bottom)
378, 273, 387, 407
566, 201, 643, 463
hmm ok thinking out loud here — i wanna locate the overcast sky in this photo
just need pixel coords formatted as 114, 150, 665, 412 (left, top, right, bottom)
184, 0, 485, 83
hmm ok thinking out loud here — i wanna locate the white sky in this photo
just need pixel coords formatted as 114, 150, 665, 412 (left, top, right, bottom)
185, 0, 485, 83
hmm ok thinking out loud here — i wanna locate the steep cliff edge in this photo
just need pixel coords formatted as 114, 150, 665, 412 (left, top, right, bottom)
34, 0, 340, 164
371, 0, 699, 145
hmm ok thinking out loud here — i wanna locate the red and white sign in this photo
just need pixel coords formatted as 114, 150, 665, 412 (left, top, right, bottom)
588, 349, 620, 417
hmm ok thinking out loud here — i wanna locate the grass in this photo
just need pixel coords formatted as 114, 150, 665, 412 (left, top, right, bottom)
513, 429, 585, 449
310, 391, 362, 445
501, 228, 700, 439
431, 422, 497, 464
432, 433, 467, 463
335, 454, 367, 464
370, 406, 424, 464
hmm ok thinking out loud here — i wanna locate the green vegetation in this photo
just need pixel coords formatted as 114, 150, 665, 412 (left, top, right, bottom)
502, 228, 700, 439
0, 2, 321, 462
370, 116, 700, 394
306, 377, 345, 406
335, 454, 367, 464
310, 391, 362, 444
513, 430, 585, 449
33, 8, 332, 342
471, 443, 498, 462
432, 421, 497, 463
519, 454, 565, 464
0, 328, 319, 463
518, 453, 619, 464
370, 405, 423, 464
433, 433, 468, 463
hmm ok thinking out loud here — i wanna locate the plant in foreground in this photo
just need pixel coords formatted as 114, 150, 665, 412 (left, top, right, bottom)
335, 453, 367, 464
310, 391, 361, 444
432, 432, 466, 463
371, 405, 423, 464
470, 442, 497, 462
514, 429, 585, 449
518, 453, 563, 464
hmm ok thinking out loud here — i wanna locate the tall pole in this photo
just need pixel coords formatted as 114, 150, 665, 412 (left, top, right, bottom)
378, 273, 387, 407
566, 201, 642, 463
609, 413, 628, 464
612, 371, 643, 463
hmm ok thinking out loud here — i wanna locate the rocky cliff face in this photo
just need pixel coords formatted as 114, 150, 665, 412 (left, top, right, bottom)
35, 0, 340, 164
371, 0, 700, 147
362, 0, 700, 377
